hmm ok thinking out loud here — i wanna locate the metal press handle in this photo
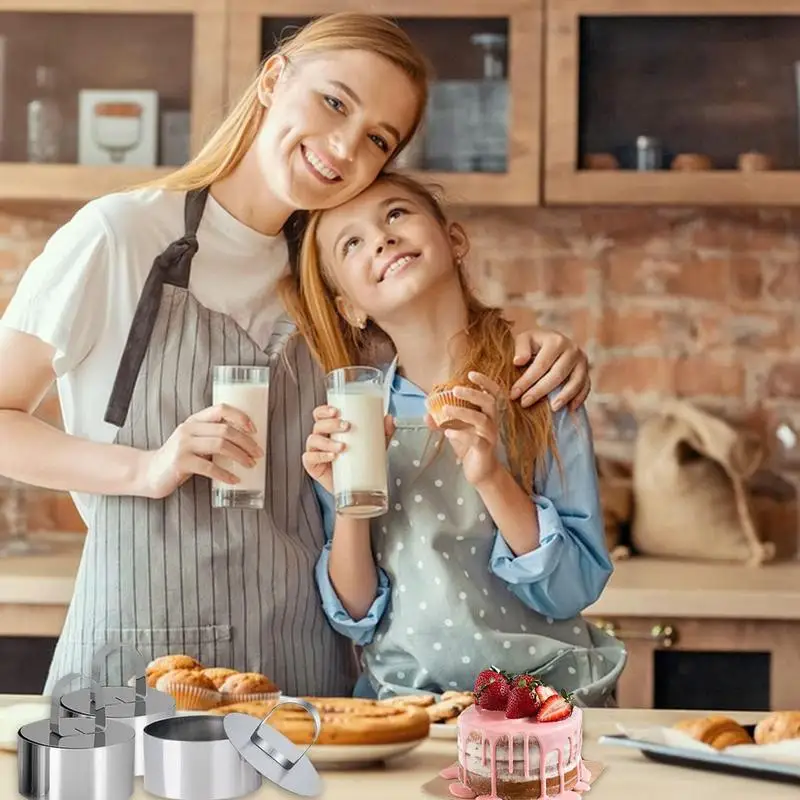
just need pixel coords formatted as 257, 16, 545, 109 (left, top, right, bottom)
595, 619, 678, 648
91, 642, 147, 704
49, 672, 107, 738
251, 699, 322, 771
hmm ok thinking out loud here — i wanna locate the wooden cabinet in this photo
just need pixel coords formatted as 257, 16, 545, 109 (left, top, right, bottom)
588, 615, 800, 711
8, 1, 800, 207
545, 0, 800, 206
226, 0, 543, 206
0, 0, 226, 201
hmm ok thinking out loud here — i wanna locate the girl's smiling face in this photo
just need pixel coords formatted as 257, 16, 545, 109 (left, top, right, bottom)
315, 180, 467, 324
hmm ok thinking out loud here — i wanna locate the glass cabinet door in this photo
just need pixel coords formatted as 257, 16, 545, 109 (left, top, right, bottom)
228, 1, 543, 206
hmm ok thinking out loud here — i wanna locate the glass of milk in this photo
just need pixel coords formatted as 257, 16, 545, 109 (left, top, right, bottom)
211, 365, 269, 509
326, 366, 388, 518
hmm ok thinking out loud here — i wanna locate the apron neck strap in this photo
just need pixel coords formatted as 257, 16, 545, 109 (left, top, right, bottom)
104, 188, 209, 428
185, 186, 209, 238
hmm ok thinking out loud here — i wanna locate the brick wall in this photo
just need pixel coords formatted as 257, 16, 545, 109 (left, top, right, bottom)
1, 202, 798, 556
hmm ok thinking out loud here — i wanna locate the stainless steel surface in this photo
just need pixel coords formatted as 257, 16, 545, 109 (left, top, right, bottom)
143, 715, 262, 800
60, 643, 175, 776
224, 698, 323, 797
61, 685, 174, 776
18, 673, 135, 800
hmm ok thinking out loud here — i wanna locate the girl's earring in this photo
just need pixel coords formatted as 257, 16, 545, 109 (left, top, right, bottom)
354, 316, 367, 330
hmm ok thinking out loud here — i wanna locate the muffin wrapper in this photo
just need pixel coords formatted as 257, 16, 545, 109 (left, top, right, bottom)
157, 680, 221, 711
426, 390, 475, 428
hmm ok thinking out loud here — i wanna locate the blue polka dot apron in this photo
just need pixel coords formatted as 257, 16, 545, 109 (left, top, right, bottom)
360, 418, 626, 704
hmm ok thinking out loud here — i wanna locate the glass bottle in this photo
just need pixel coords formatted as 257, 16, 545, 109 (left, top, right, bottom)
470, 33, 509, 172
27, 66, 63, 163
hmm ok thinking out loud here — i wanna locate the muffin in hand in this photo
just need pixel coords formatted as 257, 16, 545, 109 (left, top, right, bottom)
426, 381, 481, 430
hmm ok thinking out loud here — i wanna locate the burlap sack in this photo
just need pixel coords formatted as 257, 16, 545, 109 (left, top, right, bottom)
631, 400, 775, 565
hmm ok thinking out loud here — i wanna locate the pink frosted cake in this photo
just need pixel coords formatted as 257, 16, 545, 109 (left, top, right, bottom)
442, 668, 591, 800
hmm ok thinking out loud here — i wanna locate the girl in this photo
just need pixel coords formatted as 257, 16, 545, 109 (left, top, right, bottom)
291, 173, 626, 703
0, 14, 592, 697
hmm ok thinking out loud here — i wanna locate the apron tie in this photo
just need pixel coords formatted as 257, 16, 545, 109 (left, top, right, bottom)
104, 187, 208, 427
151, 233, 198, 282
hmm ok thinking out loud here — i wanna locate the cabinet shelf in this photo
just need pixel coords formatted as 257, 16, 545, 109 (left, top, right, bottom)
0, 0, 225, 203
546, 170, 800, 207
0, 163, 171, 202
545, 0, 800, 206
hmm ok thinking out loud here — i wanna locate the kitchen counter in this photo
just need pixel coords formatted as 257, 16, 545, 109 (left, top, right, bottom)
587, 556, 800, 621
0, 534, 83, 606
0, 699, 795, 799
0, 533, 83, 636
3, 538, 800, 636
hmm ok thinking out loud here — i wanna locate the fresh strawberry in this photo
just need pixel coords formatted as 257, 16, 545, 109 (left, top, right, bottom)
473, 666, 508, 695
535, 684, 558, 704
509, 671, 541, 691
475, 675, 511, 711
535, 694, 573, 723
505, 685, 540, 719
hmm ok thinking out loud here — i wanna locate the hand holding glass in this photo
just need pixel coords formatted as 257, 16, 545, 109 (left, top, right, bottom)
211, 366, 269, 509
325, 367, 388, 518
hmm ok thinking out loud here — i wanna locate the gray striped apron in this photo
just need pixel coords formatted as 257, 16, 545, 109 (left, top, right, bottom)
44, 188, 357, 697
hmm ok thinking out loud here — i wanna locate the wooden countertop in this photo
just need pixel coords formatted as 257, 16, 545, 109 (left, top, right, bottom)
3, 537, 800, 622
0, 533, 84, 605
587, 557, 800, 621
0, 699, 796, 799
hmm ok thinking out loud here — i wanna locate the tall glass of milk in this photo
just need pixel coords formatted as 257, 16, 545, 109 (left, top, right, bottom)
326, 366, 388, 518
211, 365, 269, 509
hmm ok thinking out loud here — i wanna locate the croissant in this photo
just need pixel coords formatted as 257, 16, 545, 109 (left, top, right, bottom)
754, 711, 800, 745
673, 716, 753, 749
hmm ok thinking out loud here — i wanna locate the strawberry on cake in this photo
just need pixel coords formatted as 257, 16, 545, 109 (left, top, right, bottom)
442, 667, 591, 800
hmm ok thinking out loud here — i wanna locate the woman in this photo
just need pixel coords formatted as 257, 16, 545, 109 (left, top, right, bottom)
293, 172, 624, 702
0, 13, 591, 697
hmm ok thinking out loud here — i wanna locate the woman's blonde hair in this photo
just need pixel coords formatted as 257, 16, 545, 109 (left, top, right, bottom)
281, 172, 558, 491
146, 13, 429, 194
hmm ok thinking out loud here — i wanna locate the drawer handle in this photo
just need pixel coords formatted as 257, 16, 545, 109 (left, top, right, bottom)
595, 619, 677, 648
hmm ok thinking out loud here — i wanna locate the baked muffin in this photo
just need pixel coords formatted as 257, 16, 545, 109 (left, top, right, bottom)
201, 667, 239, 690
426, 381, 481, 430
219, 671, 279, 701
146, 654, 203, 688
156, 668, 219, 711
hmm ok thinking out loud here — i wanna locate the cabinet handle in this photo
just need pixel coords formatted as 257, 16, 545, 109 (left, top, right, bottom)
594, 619, 678, 648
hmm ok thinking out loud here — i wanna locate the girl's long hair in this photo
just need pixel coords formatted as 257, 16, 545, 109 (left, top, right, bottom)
280, 172, 557, 490
143, 13, 430, 193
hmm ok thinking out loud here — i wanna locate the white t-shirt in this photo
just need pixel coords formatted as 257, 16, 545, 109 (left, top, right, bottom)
1, 188, 290, 518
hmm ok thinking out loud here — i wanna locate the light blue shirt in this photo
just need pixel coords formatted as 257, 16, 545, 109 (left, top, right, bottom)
313, 362, 613, 646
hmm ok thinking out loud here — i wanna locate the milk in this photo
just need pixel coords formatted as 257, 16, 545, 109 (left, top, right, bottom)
212, 377, 268, 508
328, 385, 388, 517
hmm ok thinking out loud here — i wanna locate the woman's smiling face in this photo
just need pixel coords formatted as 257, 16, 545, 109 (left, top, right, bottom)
254, 49, 421, 212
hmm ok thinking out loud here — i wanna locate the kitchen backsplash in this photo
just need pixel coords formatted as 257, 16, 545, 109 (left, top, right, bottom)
0, 201, 797, 556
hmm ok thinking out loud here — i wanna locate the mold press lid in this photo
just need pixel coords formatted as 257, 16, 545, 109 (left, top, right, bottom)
223, 698, 323, 797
